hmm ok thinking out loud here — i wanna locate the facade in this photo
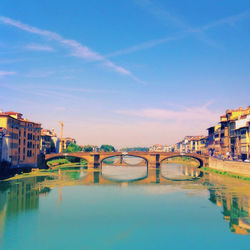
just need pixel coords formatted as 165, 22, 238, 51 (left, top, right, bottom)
0, 111, 41, 167
219, 107, 250, 160
0, 128, 10, 163
60, 137, 76, 151
149, 144, 169, 152
206, 107, 250, 159
40, 129, 58, 154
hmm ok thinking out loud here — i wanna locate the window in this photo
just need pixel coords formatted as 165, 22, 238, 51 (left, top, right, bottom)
241, 129, 246, 135
10, 143, 18, 149
27, 150, 32, 157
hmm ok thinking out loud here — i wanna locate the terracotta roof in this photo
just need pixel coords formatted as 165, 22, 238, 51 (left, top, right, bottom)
2, 111, 23, 115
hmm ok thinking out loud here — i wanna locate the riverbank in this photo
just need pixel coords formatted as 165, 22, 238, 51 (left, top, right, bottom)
164, 157, 200, 167
202, 167, 250, 181
208, 157, 250, 178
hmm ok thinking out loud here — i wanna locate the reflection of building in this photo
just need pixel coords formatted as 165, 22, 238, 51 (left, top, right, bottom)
40, 129, 58, 154
0, 177, 44, 237
0, 111, 41, 167
208, 187, 250, 235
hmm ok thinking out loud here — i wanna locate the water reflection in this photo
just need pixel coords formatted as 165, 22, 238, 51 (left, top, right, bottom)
204, 174, 250, 235
161, 163, 202, 181
102, 166, 148, 182
0, 163, 250, 243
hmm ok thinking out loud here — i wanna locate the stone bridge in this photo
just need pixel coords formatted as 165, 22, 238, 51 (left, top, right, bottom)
44, 151, 209, 168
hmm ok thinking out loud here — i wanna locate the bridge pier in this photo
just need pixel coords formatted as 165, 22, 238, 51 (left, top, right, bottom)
87, 154, 101, 168
147, 153, 160, 168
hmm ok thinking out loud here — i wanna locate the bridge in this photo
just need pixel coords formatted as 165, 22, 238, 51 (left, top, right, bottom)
43, 151, 209, 168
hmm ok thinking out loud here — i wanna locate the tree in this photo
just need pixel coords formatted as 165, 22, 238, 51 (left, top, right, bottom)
64, 143, 82, 153
82, 145, 93, 152
100, 145, 115, 152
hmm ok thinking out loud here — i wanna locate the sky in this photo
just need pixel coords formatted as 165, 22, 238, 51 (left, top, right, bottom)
0, 0, 250, 148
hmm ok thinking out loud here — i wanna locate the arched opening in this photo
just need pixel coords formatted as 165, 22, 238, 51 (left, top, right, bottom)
161, 155, 203, 168
101, 155, 148, 167
101, 155, 148, 182
160, 156, 203, 181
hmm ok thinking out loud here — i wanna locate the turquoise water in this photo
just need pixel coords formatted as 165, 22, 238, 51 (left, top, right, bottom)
0, 163, 250, 249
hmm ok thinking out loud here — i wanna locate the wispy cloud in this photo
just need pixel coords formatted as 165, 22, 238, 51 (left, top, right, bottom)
0, 82, 83, 100
187, 11, 250, 33
0, 58, 32, 64
25, 70, 55, 78
109, 2, 250, 57
116, 104, 220, 123
106, 34, 184, 58
25, 43, 54, 52
0, 16, 145, 84
0, 70, 16, 76
134, 0, 187, 29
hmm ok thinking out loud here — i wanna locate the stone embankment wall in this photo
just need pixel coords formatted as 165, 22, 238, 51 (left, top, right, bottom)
209, 157, 250, 176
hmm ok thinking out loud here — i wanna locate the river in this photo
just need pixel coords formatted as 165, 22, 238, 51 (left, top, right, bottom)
0, 161, 249, 249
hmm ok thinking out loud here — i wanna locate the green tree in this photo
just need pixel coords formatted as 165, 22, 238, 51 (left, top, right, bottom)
100, 145, 115, 152
82, 145, 93, 152
64, 143, 82, 153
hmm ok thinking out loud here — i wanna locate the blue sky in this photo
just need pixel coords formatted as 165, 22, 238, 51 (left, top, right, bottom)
0, 0, 250, 147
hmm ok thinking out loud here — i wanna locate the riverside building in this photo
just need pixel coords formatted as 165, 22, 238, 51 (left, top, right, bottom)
0, 111, 41, 167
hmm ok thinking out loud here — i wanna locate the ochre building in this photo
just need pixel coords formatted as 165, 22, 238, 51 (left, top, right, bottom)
0, 111, 41, 167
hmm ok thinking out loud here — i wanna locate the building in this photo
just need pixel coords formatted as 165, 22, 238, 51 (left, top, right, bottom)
234, 114, 250, 160
0, 127, 10, 163
206, 106, 250, 159
60, 137, 76, 151
219, 107, 250, 160
40, 129, 58, 154
0, 111, 41, 167
149, 144, 169, 152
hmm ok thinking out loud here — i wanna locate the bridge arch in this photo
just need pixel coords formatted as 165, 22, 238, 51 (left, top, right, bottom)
160, 155, 204, 168
100, 154, 148, 166
45, 153, 89, 168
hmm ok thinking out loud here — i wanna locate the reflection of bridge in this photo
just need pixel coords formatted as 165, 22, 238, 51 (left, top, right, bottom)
40, 167, 203, 189
44, 151, 208, 168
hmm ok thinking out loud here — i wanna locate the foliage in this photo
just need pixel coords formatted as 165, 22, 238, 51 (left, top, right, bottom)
48, 158, 70, 166
47, 157, 87, 167
100, 144, 115, 152
64, 143, 82, 153
82, 145, 93, 152
80, 159, 88, 165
